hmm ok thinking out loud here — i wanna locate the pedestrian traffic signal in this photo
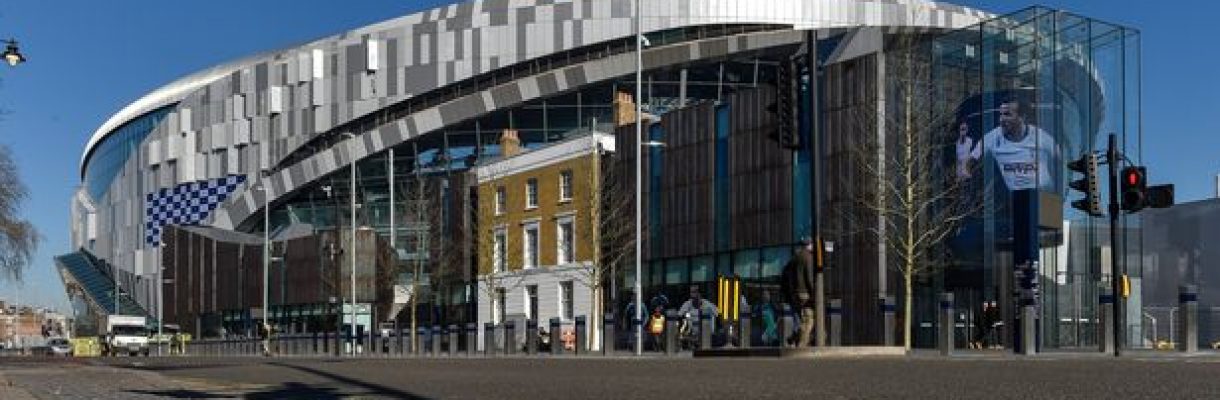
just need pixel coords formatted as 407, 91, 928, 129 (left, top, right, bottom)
767, 60, 800, 149
1147, 184, 1175, 209
1067, 154, 1102, 216
1120, 166, 1147, 213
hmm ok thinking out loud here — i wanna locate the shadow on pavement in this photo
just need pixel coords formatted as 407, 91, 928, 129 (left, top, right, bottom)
128, 382, 344, 399
266, 362, 429, 399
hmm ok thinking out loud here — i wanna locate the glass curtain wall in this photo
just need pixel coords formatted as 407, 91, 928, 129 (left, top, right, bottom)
932, 7, 1141, 349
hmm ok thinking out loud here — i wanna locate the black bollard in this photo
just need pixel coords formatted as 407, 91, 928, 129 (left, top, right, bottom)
504, 321, 517, 355
665, 310, 680, 355
738, 314, 752, 349
465, 323, 477, 357
431, 326, 443, 356
525, 319, 538, 355
574, 316, 587, 355
484, 322, 495, 356
549, 318, 563, 356
602, 313, 616, 356
447, 325, 459, 356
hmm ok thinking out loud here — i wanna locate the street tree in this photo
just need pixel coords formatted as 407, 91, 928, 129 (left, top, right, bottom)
0, 144, 38, 282
840, 35, 982, 350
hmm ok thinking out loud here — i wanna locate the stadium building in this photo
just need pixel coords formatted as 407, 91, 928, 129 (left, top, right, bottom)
56, 0, 1145, 350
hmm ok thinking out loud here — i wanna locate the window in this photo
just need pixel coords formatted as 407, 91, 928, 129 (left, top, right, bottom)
557, 218, 574, 265
526, 178, 538, 209
495, 288, 507, 324
525, 285, 538, 321
493, 228, 507, 273
495, 186, 506, 215
523, 223, 539, 269
559, 281, 574, 320
559, 170, 573, 201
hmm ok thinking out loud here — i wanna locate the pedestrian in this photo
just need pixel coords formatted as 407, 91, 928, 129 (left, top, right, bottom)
755, 290, 781, 347
261, 322, 273, 357
781, 237, 817, 348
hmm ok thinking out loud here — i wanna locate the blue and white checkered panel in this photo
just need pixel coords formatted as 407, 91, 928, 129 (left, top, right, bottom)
145, 174, 247, 246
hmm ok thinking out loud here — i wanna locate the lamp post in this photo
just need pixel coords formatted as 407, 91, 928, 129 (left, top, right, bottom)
343, 132, 358, 354
3, 39, 26, 67
633, 0, 644, 357
253, 184, 271, 344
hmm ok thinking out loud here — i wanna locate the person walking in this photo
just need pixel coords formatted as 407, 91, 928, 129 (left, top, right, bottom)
781, 237, 817, 348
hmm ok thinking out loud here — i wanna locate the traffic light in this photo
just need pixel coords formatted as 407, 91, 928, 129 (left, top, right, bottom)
1147, 184, 1175, 209
767, 59, 800, 149
1067, 153, 1103, 216
1120, 166, 1147, 213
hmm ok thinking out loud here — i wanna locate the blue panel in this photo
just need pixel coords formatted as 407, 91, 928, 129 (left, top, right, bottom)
83, 105, 174, 200
714, 104, 731, 251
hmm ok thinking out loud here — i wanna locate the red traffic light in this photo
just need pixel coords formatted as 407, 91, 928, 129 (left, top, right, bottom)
1126, 169, 1143, 186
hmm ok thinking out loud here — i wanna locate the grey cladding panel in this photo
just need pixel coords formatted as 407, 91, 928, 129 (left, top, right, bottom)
536, 73, 560, 97
491, 84, 523, 108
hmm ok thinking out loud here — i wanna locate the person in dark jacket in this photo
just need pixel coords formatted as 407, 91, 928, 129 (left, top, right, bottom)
781, 237, 817, 348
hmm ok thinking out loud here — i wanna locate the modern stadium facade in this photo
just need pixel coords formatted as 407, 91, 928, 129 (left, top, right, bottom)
58, 0, 1149, 351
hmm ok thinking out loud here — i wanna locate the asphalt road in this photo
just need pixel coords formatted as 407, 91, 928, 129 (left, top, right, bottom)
66, 354, 1220, 400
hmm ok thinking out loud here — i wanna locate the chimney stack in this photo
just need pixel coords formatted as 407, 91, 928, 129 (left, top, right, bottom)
500, 129, 521, 158
613, 91, 637, 127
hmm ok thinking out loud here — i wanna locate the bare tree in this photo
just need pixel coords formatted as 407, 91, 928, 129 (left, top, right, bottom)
842, 35, 983, 350
397, 171, 440, 348
0, 144, 38, 282
571, 133, 635, 351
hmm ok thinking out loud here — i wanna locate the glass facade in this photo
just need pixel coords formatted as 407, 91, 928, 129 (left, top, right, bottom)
932, 7, 1142, 348
82, 105, 174, 200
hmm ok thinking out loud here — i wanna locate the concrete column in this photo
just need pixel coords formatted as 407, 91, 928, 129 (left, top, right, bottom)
602, 313, 616, 356
1179, 285, 1198, 353
432, 325, 444, 356
448, 325, 459, 357
549, 318, 563, 355
525, 319, 539, 355
738, 314, 751, 349
574, 316, 587, 355
665, 310, 679, 355
829, 298, 842, 347
939, 293, 954, 356
883, 296, 897, 347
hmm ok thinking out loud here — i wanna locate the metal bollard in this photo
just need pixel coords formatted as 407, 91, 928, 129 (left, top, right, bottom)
432, 326, 443, 356
939, 293, 955, 356
448, 325, 459, 356
414, 327, 426, 356
664, 310, 679, 355
465, 323, 477, 357
829, 299, 842, 347
525, 319, 538, 355
574, 316, 587, 355
1180, 285, 1199, 353
700, 312, 713, 350
602, 313, 616, 356
779, 304, 794, 348
549, 318, 563, 356
484, 323, 495, 356
504, 321, 517, 355
738, 314, 751, 349
882, 296, 897, 347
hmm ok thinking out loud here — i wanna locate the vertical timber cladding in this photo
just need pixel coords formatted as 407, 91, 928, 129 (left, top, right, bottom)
655, 101, 717, 260
822, 53, 884, 344
726, 86, 793, 252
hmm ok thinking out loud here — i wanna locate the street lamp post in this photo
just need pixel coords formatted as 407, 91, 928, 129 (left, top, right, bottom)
633, 0, 644, 357
3, 39, 26, 67
343, 132, 358, 354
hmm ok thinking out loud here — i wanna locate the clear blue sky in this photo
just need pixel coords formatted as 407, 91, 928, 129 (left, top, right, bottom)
0, 0, 1215, 312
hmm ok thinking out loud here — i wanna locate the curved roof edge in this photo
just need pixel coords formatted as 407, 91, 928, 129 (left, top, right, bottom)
79, 7, 428, 177
81, 0, 993, 179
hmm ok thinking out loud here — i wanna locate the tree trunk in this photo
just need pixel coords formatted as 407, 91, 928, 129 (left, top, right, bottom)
590, 285, 602, 351
903, 271, 914, 351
